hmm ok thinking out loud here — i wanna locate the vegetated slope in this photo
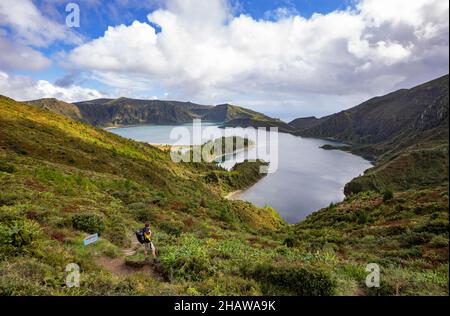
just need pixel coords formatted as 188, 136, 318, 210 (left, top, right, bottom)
292, 187, 448, 296
0, 95, 283, 231
74, 97, 213, 126
289, 116, 322, 130
287, 75, 449, 295
202, 103, 270, 122
3, 95, 349, 296
295, 75, 448, 154
27, 98, 291, 130
28, 97, 210, 127
202, 103, 294, 131
222, 118, 294, 133
294, 75, 449, 193
1, 93, 448, 296
26, 98, 84, 122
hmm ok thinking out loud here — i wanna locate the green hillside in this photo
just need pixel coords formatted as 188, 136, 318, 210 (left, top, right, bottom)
201, 103, 269, 122
1, 95, 352, 296
295, 75, 449, 155
27, 98, 292, 131
287, 75, 449, 295
26, 98, 84, 123
1, 79, 448, 296
289, 116, 322, 130
294, 75, 449, 194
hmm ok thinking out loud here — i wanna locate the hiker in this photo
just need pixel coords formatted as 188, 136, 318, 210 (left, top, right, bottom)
142, 222, 156, 259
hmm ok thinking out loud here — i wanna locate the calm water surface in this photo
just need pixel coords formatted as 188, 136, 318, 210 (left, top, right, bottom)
109, 123, 372, 223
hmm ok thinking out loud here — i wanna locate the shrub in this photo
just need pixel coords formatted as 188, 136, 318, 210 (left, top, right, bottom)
159, 222, 182, 237
159, 235, 213, 281
217, 207, 236, 225
105, 217, 128, 247
418, 219, 449, 235
0, 194, 18, 207
400, 232, 433, 247
242, 263, 336, 296
356, 209, 368, 225
71, 214, 105, 234
0, 220, 42, 248
133, 208, 156, 223
0, 160, 16, 173
383, 189, 394, 202
430, 235, 449, 248
364, 279, 399, 296
284, 236, 295, 248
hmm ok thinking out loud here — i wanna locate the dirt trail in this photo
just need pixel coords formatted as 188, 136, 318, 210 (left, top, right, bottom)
95, 234, 164, 281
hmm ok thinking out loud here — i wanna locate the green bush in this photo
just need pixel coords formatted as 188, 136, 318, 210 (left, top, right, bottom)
430, 235, 449, 248
242, 263, 336, 296
159, 235, 213, 281
0, 160, 16, 173
105, 216, 128, 247
356, 210, 368, 225
0, 194, 18, 207
383, 189, 394, 202
159, 222, 182, 237
72, 214, 105, 234
364, 279, 399, 296
418, 218, 449, 235
284, 236, 295, 248
400, 232, 433, 247
133, 208, 156, 223
0, 220, 42, 248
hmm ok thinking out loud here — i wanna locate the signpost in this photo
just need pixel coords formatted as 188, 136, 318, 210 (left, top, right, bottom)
83, 233, 99, 246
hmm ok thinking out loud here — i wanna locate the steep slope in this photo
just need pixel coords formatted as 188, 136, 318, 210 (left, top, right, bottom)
287, 76, 449, 296
295, 75, 449, 154
203, 103, 294, 132
74, 97, 213, 126
222, 117, 295, 133
289, 116, 322, 131
1, 95, 307, 296
292, 187, 448, 296
201, 103, 271, 122
293, 75, 449, 193
26, 98, 84, 122
1, 93, 448, 296
0, 95, 282, 230
25, 98, 289, 130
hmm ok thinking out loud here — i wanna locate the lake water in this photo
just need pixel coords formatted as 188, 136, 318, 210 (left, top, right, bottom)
109, 123, 372, 223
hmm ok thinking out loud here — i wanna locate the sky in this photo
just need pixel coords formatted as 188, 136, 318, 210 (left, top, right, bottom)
0, 0, 448, 121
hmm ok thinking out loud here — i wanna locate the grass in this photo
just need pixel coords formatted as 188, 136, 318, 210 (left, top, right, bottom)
0, 95, 448, 296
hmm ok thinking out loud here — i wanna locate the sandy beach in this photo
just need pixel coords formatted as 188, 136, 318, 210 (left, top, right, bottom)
225, 190, 243, 200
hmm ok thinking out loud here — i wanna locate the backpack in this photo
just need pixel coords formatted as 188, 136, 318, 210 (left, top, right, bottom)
135, 229, 145, 244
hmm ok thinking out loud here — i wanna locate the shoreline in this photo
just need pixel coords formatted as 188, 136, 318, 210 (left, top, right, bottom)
225, 190, 243, 200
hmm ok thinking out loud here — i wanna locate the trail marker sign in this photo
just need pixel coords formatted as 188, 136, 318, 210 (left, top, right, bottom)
83, 233, 99, 246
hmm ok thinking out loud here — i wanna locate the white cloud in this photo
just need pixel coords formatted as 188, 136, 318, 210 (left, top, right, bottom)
0, 34, 51, 71
0, 71, 105, 103
64, 0, 449, 116
0, 0, 81, 47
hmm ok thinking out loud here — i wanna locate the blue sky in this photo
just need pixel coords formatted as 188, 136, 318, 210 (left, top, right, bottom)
0, 0, 448, 121
34, 0, 355, 38
29, 0, 353, 86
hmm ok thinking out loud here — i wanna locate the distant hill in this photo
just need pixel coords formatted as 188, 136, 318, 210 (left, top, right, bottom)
294, 75, 449, 155
289, 116, 322, 130
223, 117, 295, 133
25, 97, 290, 130
202, 104, 270, 122
74, 98, 214, 126
292, 75, 449, 194
1, 78, 448, 295
26, 98, 84, 122
27, 97, 212, 127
